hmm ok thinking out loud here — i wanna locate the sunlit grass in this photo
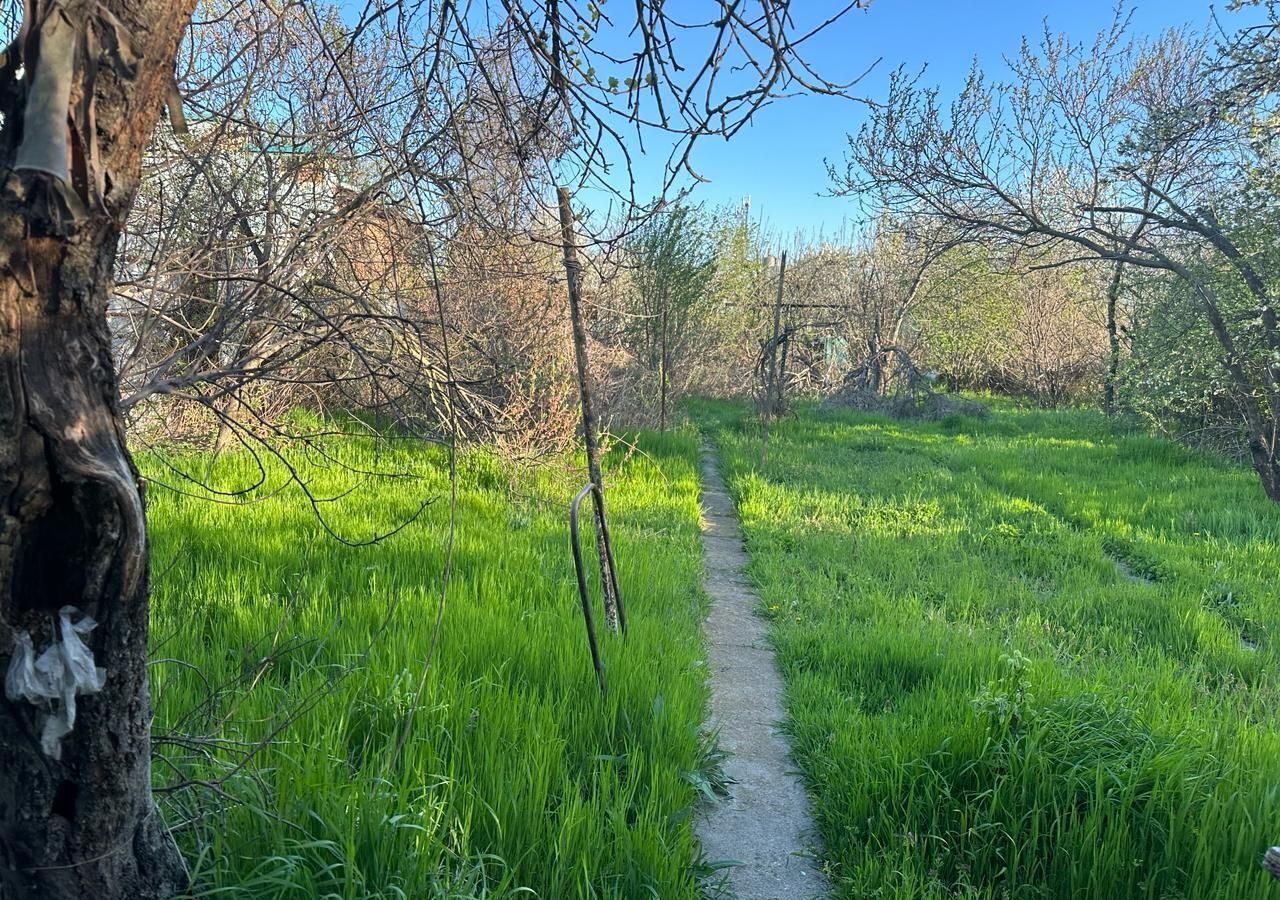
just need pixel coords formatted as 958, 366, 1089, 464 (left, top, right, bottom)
696, 398, 1280, 900
142, 426, 713, 898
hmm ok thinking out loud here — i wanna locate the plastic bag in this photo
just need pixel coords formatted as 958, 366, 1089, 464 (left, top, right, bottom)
5, 606, 107, 759
13, 9, 75, 183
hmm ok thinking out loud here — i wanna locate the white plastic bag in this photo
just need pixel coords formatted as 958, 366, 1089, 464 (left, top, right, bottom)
5, 606, 107, 759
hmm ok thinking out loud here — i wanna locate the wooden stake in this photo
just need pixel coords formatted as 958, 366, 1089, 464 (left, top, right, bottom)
760, 250, 787, 467
556, 187, 623, 633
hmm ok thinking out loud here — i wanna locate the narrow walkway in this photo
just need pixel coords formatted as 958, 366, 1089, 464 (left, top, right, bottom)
695, 446, 829, 900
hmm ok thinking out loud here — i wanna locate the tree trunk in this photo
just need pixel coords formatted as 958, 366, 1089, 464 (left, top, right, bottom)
1103, 260, 1123, 415
866, 334, 883, 395
776, 323, 791, 410
659, 301, 668, 432
0, 0, 197, 897
1183, 268, 1280, 504
1246, 435, 1280, 503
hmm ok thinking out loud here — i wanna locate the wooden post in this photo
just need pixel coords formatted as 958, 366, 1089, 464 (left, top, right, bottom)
776, 308, 792, 414
556, 187, 623, 633
659, 299, 669, 432
760, 250, 787, 466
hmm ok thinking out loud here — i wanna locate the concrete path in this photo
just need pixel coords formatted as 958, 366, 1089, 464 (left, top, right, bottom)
695, 446, 829, 900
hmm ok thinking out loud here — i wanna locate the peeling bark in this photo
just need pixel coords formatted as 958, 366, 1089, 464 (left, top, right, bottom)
0, 0, 197, 896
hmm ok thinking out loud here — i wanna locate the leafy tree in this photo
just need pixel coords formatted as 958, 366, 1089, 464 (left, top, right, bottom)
916, 245, 1020, 388
624, 204, 717, 429
701, 206, 768, 395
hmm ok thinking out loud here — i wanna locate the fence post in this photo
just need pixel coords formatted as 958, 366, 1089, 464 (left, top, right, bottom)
556, 186, 625, 633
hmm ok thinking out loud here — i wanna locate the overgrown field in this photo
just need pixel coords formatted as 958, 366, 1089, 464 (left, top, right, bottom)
700, 400, 1280, 899
141, 427, 713, 898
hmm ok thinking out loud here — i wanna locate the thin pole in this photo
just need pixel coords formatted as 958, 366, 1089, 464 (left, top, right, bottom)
570, 483, 607, 694
761, 250, 787, 467
556, 186, 624, 632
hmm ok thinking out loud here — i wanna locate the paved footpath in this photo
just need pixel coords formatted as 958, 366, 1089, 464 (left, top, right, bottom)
694, 446, 829, 900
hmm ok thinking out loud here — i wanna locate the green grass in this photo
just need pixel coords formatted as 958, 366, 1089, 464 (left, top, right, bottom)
696, 399, 1280, 900
141, 427, 714, 898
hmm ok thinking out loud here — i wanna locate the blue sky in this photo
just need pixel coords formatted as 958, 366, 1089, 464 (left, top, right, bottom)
625, 0, 1253, 238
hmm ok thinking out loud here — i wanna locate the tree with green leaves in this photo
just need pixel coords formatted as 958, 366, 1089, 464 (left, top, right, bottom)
624, 204, 717, 430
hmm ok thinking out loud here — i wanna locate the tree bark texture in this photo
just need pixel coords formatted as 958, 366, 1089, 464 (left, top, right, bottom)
0, 0, 197, 896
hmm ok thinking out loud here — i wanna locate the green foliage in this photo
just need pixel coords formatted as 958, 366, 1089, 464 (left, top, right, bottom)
624, 203, 718, 377
706, 208, 766, 325
698, 207, 770, 395
701, 401, 1280, 899
1120, 252, 1278, 457
914, 244, 1105, 403
142, 429, 713, 898
916, 244, 1019, 384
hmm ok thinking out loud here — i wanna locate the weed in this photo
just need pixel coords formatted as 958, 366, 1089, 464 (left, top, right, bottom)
699, 400, 1280, 900
144, 427, 711, 898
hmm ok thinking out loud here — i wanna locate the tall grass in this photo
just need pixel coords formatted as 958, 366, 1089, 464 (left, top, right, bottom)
142, 427, 713, 898
698, 399, 1280, 899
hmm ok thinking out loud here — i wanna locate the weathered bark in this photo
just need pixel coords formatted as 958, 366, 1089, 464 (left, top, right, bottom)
764, 252, 786, 414
865, 333, 883, 395
1246, 433, 1280, 502
555, 186, 621, 633
0, 0, 197, 896
1101, 208, 1151, 417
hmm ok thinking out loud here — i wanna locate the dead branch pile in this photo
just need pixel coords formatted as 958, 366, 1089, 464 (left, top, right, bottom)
823, 349, 989, 421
